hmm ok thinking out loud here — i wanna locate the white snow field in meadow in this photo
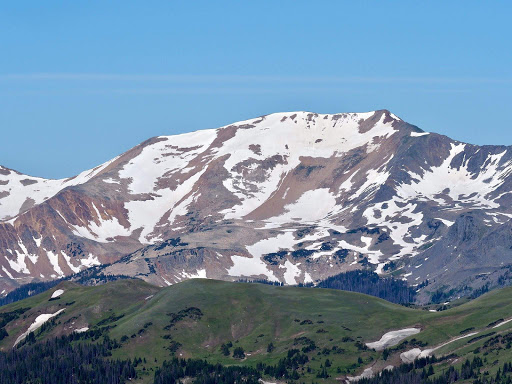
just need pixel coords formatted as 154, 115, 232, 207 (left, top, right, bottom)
365, 328, 420, 351
14, 308, 66, 347
400, 331, 478, 363
50, 289, 64, 299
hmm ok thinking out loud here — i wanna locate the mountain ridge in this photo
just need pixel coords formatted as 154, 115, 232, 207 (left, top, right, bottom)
1, 109, 512, 303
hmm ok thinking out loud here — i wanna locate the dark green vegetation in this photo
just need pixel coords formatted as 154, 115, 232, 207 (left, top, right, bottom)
154, 358, 261, 384
316, 270, 417, 304
3, 279, 512, 383
359, 356, 512, 383
0, 334, 137, 384
239, 270, 418, 304
0, 279, 63, 306
0, 307, 29, 341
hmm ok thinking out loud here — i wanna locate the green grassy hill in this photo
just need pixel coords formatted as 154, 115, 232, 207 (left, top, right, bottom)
2, 279, 512, 383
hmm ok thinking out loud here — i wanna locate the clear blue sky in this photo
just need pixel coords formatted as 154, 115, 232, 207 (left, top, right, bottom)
1, 1, 511, 179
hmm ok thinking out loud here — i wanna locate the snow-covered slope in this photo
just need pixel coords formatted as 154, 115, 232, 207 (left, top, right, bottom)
2, 109, 512, 302
0, 157, 117, 221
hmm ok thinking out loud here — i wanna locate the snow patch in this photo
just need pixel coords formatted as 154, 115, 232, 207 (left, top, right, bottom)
366, 328, 420, 350
103, 178, 120, 184
279, 189, 336, 223
80, 253, 101, 268
62, 251, 81, 273
347, 367, 374, 382
228, 255, 278, 281
281, 260, 301, 284
51, 289, 64, 299
46, 251, 64, 277
435, 218, 455, 227
228, 231, 297, 281
400, 332, 478, 362
181, 269, 207, 279
411, 132, 430, 137
493, 318, 512, 329
14, 309, 66, 346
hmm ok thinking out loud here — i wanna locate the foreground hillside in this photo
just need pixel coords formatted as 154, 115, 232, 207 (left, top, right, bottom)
3, 110, 512, 303
3, 279, 512, 383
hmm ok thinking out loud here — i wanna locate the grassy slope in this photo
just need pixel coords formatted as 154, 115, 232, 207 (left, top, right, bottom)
2, 279, 512, 382
108, 280, 420, 376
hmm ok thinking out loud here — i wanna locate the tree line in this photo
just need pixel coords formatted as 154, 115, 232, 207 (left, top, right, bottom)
241, 270, 417, 304
316, 270, 417, 304
358, 355, 512, 384
0, 333, 137, 384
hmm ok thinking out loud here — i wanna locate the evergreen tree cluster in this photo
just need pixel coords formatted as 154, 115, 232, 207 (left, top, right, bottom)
0, 334, 136, 384
154, 347, 312, 383
239, 270, 416, 304
0, 280, 62, 307
358, 356, 512, 384
236, 278, 284, 286
154, 357, 261, 384
259, 350, 309, 379
69, 267, 132, 286
0, 307, 29, 341
316, 270, 416, 304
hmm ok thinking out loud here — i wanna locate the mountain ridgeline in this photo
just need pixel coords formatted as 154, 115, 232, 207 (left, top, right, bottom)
1, 269, 414, 308
2, 110, 512, 303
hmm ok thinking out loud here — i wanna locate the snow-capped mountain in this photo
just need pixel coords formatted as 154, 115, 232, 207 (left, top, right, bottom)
2, 110, 512, 302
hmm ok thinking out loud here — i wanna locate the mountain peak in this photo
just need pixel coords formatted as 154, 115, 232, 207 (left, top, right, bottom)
3, 109, 511, 304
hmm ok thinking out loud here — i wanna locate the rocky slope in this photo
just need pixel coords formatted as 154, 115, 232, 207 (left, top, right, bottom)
2, 110, 512, 302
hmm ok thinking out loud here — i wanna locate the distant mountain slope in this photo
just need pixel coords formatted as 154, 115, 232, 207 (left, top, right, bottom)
2, 110, 512, 302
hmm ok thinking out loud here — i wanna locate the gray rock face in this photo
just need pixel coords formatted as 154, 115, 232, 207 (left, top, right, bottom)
1, 109, 512, 302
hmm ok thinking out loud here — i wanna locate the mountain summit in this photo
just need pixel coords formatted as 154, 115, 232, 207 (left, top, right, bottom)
2, 110, 512, 302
